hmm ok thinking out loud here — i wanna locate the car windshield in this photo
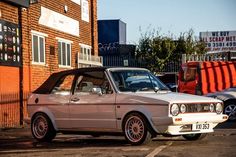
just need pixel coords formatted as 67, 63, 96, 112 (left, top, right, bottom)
110, 70, 169, 92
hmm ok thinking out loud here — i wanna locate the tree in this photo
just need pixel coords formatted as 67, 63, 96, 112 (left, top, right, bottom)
136, 28, 207, 73
136, 30, 176, 73
175, 29, 207, 55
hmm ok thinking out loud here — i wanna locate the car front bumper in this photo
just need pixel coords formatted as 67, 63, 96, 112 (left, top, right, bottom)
152, 113, 228, 135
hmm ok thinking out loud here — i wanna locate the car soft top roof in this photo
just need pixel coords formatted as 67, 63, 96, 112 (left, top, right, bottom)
33, 67, 148, 94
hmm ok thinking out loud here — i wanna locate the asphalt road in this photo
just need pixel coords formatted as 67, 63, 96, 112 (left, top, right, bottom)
0, 121, 236, 157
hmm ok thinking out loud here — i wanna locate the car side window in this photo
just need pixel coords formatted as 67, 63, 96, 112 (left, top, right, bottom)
75, 71, 113, 95
181, 67, 197, 82
51, 74, 75, 95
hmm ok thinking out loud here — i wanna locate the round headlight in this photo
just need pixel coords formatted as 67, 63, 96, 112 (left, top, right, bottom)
171, 104, 179, 116
209, 104, 214, 112
216, 103, 223, 114
180, 104, 187, 113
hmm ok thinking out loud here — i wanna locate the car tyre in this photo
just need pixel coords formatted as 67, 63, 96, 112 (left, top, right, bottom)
182, 133, 207, 141
224, 100, 236, 121
123, 113, 152, 145
31, 113, 56, 142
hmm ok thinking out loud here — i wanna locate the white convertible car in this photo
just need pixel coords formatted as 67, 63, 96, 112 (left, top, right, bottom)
26, 67, 228, 145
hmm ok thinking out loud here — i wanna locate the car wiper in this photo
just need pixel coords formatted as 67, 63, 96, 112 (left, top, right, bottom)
133, 87, 153, 92
160, 88, 170, 91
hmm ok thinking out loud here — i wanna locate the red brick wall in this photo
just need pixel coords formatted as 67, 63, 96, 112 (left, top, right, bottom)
1, 0, 99, 91
0, 1, 18, 23
22, 0, 98, 90
0, 0, 98, 127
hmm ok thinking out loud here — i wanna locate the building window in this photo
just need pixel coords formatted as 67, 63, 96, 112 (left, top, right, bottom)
81, 47, 91, 61
81, 0, 89, 22
58, 39, 72, 67
71, 0, 80, 5
78, 44, 102, 68
80, 44, 91, 61
32, 31, 47, 64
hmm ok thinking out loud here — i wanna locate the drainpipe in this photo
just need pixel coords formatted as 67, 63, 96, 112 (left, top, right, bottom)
90, 0, 95, 55
18, 7, 23, 126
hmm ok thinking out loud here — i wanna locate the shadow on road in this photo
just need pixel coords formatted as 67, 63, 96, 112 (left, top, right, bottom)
216, 121, 236, 129
0, 121, 235, 152
0, 135, 129, 151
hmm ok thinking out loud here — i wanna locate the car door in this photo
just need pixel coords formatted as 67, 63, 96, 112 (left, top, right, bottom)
46, 74, 75, 129
69, 70, 117, 131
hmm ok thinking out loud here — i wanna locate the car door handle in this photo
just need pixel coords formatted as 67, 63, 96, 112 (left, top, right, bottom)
71, 97, 80, 102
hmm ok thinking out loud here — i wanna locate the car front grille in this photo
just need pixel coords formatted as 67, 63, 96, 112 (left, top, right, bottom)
186, 104, 212, 113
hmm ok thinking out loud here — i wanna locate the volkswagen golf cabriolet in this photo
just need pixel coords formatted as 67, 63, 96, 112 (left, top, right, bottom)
26, 67, 228, 145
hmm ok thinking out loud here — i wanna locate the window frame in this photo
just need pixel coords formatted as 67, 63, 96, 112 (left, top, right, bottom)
180, 67, 197, 82
81, 0, 89, 22
57, 37, 73, 68
71, 0, 80, 5
31, 30, 47, 65
74, 71, 114, 95
79, 43, 92, 61
50, 74, 76, 95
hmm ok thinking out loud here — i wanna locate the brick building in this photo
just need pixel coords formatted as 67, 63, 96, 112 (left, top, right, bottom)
0, 0, 101, 128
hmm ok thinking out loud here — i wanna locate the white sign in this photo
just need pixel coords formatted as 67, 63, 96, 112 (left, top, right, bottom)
123, 60, 129, 66
81, 0, 89, 22
71, 0, 80, 5
200, 31, 236, 52
39, 7, 79, 37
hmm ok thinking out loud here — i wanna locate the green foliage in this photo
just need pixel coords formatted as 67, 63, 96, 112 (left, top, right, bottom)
136, 28, 207, 72
136, 30, 176, 72
175, 29, 207, 55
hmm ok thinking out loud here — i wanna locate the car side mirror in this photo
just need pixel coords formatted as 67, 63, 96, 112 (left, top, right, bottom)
154, 86, 159, 92
92, 87, 102, 96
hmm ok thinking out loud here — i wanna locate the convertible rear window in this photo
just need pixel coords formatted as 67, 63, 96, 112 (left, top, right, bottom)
33, 71, 75, 94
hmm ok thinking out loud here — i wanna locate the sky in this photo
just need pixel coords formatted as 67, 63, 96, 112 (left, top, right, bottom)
97, 0, 236, 44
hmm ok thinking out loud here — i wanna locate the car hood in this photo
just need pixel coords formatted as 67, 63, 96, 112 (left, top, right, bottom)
125, 91, 222, 104
206, 87, 236, 101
